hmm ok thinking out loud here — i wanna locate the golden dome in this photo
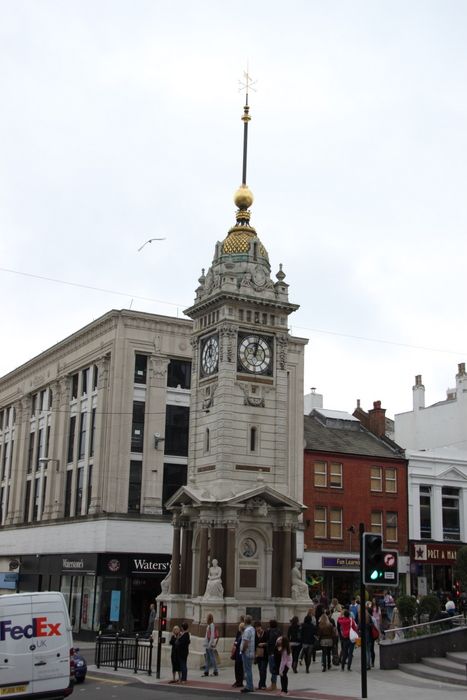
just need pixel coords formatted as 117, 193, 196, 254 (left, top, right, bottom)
223, 230, 254, 254
234, 184, 254, 210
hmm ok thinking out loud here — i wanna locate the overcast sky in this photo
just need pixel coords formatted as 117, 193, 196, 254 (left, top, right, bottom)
1, 0, 467, 417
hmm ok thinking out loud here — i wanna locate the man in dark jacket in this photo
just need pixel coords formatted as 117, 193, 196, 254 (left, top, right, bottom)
263, 620, 280, 691
299, 615, 316, 672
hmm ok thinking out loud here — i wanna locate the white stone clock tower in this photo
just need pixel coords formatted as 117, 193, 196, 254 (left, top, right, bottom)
164, 85, 309, 642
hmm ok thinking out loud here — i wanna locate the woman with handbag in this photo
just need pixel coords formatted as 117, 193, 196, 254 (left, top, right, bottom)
337, 609, 358, 671
317, 613, 334, 671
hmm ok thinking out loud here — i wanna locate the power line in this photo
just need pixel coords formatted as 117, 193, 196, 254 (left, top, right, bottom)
1, 266, 465, 356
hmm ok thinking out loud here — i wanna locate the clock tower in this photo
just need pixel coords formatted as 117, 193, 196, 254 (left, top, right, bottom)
164, 84, 309, 643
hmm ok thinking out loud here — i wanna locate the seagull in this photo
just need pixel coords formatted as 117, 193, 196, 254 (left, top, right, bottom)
137, 237, 166, 252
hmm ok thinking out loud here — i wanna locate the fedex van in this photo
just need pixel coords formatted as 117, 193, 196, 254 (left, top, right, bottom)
0, 591, 74, 698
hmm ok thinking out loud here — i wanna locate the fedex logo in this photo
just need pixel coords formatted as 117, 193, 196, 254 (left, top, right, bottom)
0, 617, 62, 641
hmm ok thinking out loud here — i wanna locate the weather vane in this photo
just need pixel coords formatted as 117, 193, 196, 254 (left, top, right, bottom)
238, 68, 257, 186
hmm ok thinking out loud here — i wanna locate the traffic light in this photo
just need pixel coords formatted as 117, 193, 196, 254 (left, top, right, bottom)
159, 602, 167, 631
363, 533, 384, 585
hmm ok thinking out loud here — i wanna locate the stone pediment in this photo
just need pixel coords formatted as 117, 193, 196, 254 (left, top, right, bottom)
437, 466, 467, 481
165, 482, 304, 512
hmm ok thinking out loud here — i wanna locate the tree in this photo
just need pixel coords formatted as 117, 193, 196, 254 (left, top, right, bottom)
453, 546, 467, 591
396, 595, 417, 626
418, 594, 441, 621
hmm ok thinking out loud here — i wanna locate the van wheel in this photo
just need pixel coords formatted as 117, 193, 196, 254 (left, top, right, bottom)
76, 677, 85, 684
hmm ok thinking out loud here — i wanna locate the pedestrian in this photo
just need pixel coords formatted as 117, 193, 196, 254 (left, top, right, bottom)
264, 619, 280, 691
338, 609, 357, 671
232, 622, 245, 688
317, 613, 334, 671
383, 590, 395, 623
168, 625, 180, 682
277, 636, 293, 695
349, 597, 359, 623
202, 613, 219, 677
240, 614, 255, 693
146, 602, 156, 638
287, 616, 301, 673
254, 620, 268, 690
176, 622, 190, 684
298, 614, 316, 671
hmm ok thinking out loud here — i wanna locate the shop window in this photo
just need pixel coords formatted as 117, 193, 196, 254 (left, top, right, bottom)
167, 359, 192, 389
330, 508, 343, 539
128, 460, 142, 512
87, 465, 93, 514
164, 405, 189, 456
314, 506, 326, 538
45, 426, 50, 460
131, 401, 145, 453
67, 416, 76, 463
27, 432, 35, 473
370, 466, 382, 492
64, 470, 73, 517
162, 463, 187, 511
420, 485, 431, 539
1, 444, 7, 480
386, 511, 398, 542
75, 466, 84, 516
78, 413, 87, 460
385, 468, 397, 493
134, 354, 148, 384
71, 374, 79, 400
442, 487, 460, 541
329, 463, 342, 488
370, 510, 382, 534
92, 364, 99, 391
81, 369, 89, 396
89, 408, 96, 457
35, 429, 43, 470
314, 462, 326, 487
32, 477, 40, 520
23, 480, 31, 522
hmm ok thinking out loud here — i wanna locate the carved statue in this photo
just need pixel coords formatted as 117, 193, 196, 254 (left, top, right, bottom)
291, 562, 311, 601
203, 558, 224, 599
160, 566, 172, 595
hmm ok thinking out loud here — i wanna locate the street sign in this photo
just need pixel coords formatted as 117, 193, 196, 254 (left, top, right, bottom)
382, 549, 398, 586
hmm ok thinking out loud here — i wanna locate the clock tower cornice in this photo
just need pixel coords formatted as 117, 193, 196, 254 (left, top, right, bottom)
185, 293, 299, 319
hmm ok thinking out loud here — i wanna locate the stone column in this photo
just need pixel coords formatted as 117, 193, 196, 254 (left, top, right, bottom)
180, 524, 193, 594
197, 524, 209, 596
281, 528, 292, 597
6, 398, 28, 525
88, 356, 110, 514
171, 517, 181, 594
291, 529, 297, 568
271, 530, 282, 597
225, 524, 237, 597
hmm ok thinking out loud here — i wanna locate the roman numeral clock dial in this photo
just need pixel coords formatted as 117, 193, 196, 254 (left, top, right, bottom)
237, 334, 273, 375
200, 335, 219, 377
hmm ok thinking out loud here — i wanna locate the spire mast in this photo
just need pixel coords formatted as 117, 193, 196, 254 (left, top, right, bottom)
239, 69, 256, 186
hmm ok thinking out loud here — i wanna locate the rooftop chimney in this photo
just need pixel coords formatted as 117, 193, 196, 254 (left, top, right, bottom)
413, 374, 425, 410
368, 400, 386, 437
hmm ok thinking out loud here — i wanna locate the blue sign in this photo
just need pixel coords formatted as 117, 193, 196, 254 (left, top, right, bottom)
322, 556, 360, 569
110, 590, 121, 622
0, 572, 18, 589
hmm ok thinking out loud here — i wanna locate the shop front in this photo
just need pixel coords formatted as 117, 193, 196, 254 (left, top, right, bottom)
410, 541, 461, 598
0, 556, 19, 593
19, 552, 171, 640
304, 553, 361, 605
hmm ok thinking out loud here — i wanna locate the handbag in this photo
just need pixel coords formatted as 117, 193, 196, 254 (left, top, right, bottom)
349, 626, 359, 643
371, 625, 379, 640
320, 638, 333, 647
230, 643, 236, 660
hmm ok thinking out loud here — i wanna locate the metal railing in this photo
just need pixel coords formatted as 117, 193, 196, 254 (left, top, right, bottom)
95, 633, 154, 675
383, 613, 467, 642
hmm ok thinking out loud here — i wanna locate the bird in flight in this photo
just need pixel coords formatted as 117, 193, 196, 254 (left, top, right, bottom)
137, 237, 166, 252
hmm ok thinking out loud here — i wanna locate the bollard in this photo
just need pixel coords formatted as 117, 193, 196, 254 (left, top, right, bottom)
134, 634, 139, 674
114, 633, 119, 672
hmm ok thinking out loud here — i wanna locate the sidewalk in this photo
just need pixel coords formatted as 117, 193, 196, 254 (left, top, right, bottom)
79, 642, 467, 700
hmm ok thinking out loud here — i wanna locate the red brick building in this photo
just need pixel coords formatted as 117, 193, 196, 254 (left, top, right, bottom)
302, 405, 408, 604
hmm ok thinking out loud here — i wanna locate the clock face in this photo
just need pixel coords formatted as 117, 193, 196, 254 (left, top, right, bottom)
238, 334, 272, 375
201, 335, 219, 376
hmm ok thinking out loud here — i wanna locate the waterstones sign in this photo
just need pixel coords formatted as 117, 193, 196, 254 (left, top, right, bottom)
322, 557, 360, 570
130, 556, 171, 576
61, 554, 97, 574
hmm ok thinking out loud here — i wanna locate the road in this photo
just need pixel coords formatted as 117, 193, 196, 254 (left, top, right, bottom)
73, 675, 235, 700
